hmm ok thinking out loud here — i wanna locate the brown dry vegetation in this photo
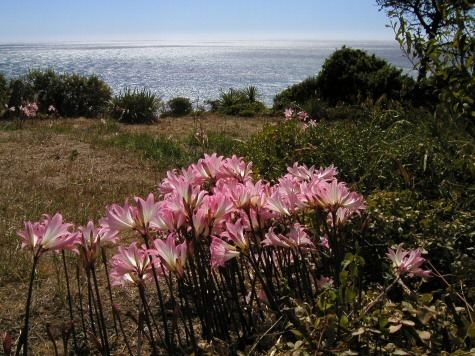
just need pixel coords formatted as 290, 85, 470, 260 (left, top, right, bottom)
0, 114, 273, 354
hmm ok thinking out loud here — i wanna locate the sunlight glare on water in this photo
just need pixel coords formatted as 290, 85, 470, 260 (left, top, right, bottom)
0, 40, 412, 105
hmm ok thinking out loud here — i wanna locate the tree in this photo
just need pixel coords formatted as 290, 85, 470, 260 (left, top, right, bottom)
378, 0, 474, 123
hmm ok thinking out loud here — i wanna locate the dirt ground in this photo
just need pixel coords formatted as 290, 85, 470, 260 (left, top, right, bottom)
0, 122, 161, 354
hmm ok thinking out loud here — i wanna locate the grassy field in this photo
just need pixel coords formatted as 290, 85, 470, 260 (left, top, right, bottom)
0, 114, 275, 353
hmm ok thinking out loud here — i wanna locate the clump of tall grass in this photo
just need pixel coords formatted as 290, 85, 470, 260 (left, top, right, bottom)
209, 86, 267, 117
110, 88, 161, 124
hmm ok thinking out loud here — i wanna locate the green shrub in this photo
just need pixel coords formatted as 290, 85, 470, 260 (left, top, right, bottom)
110, 88, 160, 124
166, 97, 192, 117
5, 70, 111, 117
273, 76, 319, 112
60, 73, 111, 117
215, 87, 267, 116
242, 107, 475, 295
0, 73, 7, 111
316, 47, 412, 106
7, 78, 35, 110
273, 47, 414, 111
25, 69, 64, 113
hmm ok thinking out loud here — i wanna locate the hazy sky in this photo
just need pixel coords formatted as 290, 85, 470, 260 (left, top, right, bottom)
0, 0, 395, 42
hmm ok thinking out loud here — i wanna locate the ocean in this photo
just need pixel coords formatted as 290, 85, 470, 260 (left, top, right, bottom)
0, 40, 413, 106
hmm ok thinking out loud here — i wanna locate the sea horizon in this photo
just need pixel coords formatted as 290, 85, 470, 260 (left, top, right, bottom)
0, 39, 412, 105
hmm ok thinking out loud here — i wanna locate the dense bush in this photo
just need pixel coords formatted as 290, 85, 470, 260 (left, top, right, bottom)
60, 73, 111, 117
317, 47, 412, 105
166, 96, 192, 117
274, 47, 414, 112
273, 76, 319, 112
110, 88, 160, 124
212, 86, 267, 116
241, 107, 475, 286
0, 73, 7, 111
5, 70, 111, 117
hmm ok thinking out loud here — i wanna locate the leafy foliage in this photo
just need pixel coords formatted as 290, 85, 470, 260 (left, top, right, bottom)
110, 88, 160, 124
211, 87, 267, 116
380, 0, 475, 128
0, 73, 7, 111
166, 96, 193, 117
4, 70, 112, 117
274, 47, 413, 111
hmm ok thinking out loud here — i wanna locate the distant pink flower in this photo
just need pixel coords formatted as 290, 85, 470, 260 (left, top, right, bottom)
9, 106, 16, 112
320, 235, 330, 249
284, 108, 294, 120
110, 243, 154, 287
297, 111, 308, 121
20, 102, 38, 118
316, 276, 334, 290
48, 105, 57, 113
210, 237, 240, 268
149, 234, 187, 278
17, 213, 75, 253
387, 245, 431, 279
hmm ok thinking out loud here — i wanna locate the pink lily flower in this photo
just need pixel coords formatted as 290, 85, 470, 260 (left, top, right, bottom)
316, 276, 334, 290
262, 224, 314, 250
149, 234, 187, 278
18, 213, 76, 254
109, 243, 154, 287
265, 190, 292, 216
134, 193, 161, 231
221, 219, 248, 251
194, 153, 225, 181
387, 245, 431, 279
102, 201, 136, 232
210, 237, 241, 269
76, 221, 118, 267
221, 155, 253, 182
284, 108, 294, 120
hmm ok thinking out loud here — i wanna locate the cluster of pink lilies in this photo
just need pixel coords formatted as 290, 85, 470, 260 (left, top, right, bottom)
13, 154, 430, 355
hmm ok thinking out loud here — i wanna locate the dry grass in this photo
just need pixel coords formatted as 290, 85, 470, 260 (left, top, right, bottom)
0, 114, 273, 354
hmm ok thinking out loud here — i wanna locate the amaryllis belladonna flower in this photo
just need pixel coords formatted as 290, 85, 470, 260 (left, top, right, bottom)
386, 245, 431, 279
221, 155, 253, 182
149, 234, 187, 278
109, 243, 155, 287
18, 213, 76, 254
210, 237, 240, 268
284, 108, 294, 120
76, 221, 118, 267
221, 219, 249, 251
262, 224, 315, 250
